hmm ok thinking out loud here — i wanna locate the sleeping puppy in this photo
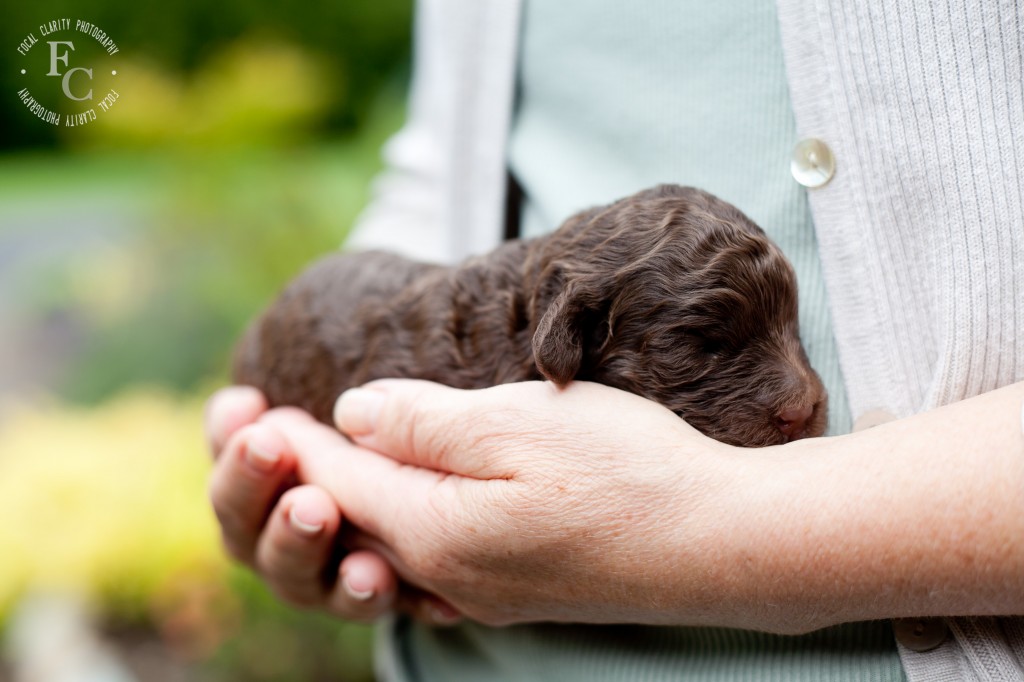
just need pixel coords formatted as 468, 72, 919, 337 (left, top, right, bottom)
234, 184, 827, 447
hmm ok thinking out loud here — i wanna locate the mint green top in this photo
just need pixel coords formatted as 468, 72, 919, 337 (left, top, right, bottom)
387, 0, 904, 679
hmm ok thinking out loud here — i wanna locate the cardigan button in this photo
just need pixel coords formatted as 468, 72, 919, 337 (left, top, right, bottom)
853, 409, 897, 432
791, 138, 836, 188
893, 618, 950, 652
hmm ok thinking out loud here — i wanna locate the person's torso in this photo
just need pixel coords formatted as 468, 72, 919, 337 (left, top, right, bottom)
386, 0, 904, 679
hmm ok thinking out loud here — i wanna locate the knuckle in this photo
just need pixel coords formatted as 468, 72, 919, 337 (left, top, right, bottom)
394, 388, 471, 457
261, 535, 311, 577
264, 524, 296, 559
267, 515, 322, 561
403, 404, 447, 461
208, 480, 265, 545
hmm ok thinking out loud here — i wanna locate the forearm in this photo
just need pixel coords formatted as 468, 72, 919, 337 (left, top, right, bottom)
709, 381, 1024, 633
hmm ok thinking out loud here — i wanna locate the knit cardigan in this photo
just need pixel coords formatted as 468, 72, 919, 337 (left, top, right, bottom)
347, 1, 1024, 679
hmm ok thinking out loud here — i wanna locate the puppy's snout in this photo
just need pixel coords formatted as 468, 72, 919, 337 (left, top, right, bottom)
775, 404, 813, 441
767, 347, 828, 442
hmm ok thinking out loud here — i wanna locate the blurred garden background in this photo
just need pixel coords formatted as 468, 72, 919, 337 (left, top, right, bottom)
0, 1, 413, 679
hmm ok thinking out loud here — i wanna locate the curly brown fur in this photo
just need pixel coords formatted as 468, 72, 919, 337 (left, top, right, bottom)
234, 184, 826, 447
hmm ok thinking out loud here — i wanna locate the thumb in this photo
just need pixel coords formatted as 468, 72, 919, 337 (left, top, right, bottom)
333, 379, 515, 479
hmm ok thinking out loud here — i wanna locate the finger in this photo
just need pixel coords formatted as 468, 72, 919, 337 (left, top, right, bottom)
332, 379, 520, 478
205, 385, 268, 457
257, 407, 453, 543
208, 422, 295, 565
337, 531, 459, 625
255, 485, 343, 608
320, 550, 399, 622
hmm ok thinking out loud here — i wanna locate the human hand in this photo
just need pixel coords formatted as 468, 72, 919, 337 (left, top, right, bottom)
210, 379, 1024, 632
204, 386, 461, 625
255, 379, 757, 628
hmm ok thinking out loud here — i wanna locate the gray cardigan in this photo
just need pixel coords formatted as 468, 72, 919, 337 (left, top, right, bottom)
348, 1, 1024, 679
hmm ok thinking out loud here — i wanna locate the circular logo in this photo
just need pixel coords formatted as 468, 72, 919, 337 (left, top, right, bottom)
15, 18, 121, 127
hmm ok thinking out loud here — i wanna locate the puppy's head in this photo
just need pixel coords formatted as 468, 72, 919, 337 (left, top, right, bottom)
530, 184, 827, 447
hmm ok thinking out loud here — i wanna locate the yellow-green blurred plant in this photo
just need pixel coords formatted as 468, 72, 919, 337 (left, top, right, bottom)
74, 38, 337, 150
0, 393, 376, 680
0, 391, 225, 624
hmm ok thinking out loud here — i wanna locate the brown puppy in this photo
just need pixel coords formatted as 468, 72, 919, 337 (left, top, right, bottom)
234, 184, 826, 446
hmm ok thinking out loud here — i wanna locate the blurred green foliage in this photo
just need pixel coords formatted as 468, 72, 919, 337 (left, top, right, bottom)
2, 34, 407, 403
15, 95, 403, 404
203, 570, 375, 682
1, 0, 412, 150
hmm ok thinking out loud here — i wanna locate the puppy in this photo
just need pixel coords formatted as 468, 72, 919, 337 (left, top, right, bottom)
234, 184, 827, 446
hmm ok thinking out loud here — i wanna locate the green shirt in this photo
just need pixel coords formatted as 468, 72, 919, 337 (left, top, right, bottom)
389, 0, 904, 679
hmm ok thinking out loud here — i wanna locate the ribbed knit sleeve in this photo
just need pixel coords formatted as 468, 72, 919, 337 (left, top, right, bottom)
776, 1, 1024, 680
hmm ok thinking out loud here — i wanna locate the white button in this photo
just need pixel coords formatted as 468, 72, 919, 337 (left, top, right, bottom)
791, 138, 836, 188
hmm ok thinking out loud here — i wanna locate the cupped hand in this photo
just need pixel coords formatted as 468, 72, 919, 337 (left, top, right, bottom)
207, 379, 1024, 632
256, 379, 755, 627
204, 386, 460, 625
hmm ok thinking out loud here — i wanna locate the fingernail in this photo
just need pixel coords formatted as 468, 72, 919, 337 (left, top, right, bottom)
245, 438, 280, 473
334, 388, 386, 436
341, 574, 375, 602
425, 602, 462, 626
288, 506, 324, 536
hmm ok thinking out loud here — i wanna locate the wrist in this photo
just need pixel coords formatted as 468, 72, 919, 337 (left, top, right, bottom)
720, 435, 844, 633
660, 435, 845, 634
707, 386, 1024, 631
651, 438, 794, 630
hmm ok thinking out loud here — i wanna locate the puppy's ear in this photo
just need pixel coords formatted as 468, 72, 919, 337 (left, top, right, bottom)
530, 204, 621, 384
532, 282, 584, 384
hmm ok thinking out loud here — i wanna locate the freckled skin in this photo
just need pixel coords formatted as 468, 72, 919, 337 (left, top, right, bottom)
234, 184, 826, 447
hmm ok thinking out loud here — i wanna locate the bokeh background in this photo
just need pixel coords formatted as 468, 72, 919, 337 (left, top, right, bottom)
0, 1, 413, 679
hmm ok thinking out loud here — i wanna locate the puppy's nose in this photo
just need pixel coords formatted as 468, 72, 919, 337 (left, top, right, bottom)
775, 404, 813, 441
